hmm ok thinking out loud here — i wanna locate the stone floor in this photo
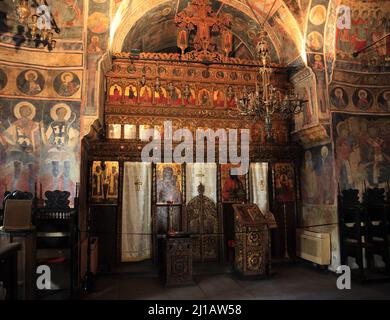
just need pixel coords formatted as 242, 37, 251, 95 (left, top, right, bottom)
84, 262, 390, 300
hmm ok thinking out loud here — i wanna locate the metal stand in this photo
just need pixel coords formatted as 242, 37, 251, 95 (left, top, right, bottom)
283, 202, 289, 259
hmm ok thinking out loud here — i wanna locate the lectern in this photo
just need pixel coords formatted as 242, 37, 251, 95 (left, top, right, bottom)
161, 232, 193, 286
232, 204, 277, 277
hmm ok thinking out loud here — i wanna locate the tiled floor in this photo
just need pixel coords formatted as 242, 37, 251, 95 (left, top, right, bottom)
84, 262, 390, 300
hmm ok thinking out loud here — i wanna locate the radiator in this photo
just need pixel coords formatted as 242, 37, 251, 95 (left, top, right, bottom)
296, 229, 331, 266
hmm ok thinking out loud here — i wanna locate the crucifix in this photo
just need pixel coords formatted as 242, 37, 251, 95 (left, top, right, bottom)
175, 0, 231, 53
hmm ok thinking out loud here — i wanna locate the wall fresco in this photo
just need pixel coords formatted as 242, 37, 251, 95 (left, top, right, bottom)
334, 0, 390, 72
333, 112, 390, 195
84, 0, 110, 116
301, 143, 335, 205
0, 99, 81, 201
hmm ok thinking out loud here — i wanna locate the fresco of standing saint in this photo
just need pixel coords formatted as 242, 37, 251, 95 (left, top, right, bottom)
41, 103, 79, 194
0, 102, 40, 192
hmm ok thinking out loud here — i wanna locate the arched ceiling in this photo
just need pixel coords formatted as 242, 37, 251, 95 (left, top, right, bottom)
110, 0, 308, 65
121, 1, 279, 61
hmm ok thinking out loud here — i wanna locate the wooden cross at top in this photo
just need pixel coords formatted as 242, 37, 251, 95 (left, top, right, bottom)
175, 0, 231, 52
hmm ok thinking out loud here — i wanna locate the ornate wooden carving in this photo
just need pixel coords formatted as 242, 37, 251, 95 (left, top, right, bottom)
162, 235, 193, 286
104, 55, 291, 148
233, 204, 271, 277
44, 191, 71, 209
175, 0, 232, 58
186, 183, 220, 262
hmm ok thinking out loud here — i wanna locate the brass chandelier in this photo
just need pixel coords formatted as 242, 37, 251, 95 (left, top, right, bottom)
236, 27, 306, 141
14, 0, 60, 50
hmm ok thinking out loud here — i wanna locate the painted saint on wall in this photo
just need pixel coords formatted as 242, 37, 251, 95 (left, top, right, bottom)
333, 113, 390, 195
335, 4, 390, 65
54, 72, 81, 97
310, 54, 327, 114
0, 101, 40, 192
87, 35, 103, 54
87, 11, 109, 34
301, 144, 335, 205
17, 70, 44, 96
316, 146, 334, 205
330, 87, 348, 109
352, 89, 373, 111
307, 31, 323, 51
302, 150, 317, 204
41, 103, 79, 193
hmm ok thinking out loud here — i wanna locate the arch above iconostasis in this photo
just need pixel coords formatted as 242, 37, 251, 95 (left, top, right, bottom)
109, 0, 306, 65
103, 0, 334, 148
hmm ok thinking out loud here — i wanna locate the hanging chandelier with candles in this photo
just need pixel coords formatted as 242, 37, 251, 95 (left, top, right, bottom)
236, 27, 306, 142
14, 0, 60, 50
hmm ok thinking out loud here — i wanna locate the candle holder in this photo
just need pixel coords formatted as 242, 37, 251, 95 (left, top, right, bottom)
167, 200, 175, 235
283, 202, 290, 259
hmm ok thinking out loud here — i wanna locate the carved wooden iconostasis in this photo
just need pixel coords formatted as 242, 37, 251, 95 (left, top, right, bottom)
83, 54, 302, 270
82, 0, 302, 272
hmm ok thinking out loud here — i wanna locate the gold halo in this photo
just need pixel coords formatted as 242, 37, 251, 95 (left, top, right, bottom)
309, 5, 327, 26
24, 70, 38, 81
50, 103, 72, 121
61, 72, 74, 83
14, 101, 36, 120
314, 54, 322, 61
307, 31, 323, 51
321, 146, 329, 157
358, 89, 367, 98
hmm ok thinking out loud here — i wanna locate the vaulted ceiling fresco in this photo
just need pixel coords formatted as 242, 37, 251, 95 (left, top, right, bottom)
121, 1, 280, 61
110, 0, 307, 65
